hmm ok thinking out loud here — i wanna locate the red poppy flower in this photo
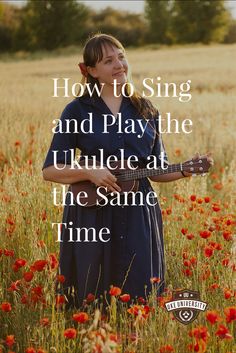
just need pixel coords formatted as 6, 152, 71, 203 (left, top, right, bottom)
222, 231, 232, 241
64, 328, 77, 339
40, 317, 50, 327
55, 295, 65, 306
120, 294, 130, 302
206, 310, 221, 325
199, 230, 211, 239
189, 325, 209, 342
212, 204, 221, 212
57, 274, 65, 283
187, 233, 194, 240
222, 258, 229, 267
72, 312, 89, 323
5, 335, 15, 347
23, 271, 34, 282
181, 228, 188, 235
204, 196, 210, 203
215, 324, 232, 339
31, 260, 48, 272
182, 268, 193, 276
1, 302, 12, 312
159, 344, 174, 353
223, 288, 233, 299
3, 249, 14, 257
13, 258, 27, 272
204, 246, 214, 258
190, 195, 196, 202
49, 253, 58, 270
86, 293, 95, 303
150, 277, 161, 283
37, 349, 46, 353
224, 306, 236, 323
109, 286, 121, 296
7, 280, 21, 292
25, 348, 36, 353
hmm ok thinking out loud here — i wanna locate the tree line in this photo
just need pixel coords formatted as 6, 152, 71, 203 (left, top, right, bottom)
0, 0, 235, 53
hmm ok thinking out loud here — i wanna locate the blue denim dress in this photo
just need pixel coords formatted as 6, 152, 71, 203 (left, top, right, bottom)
43, 94, 168, 308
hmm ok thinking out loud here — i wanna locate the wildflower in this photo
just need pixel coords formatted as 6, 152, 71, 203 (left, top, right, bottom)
72, 312, 89, 323
64, 328, 77, 339
25, 348, 36, 353
109, 286, 121, 296
1, 302, 12, 312
212, 204, 221, 212
86, 293, 95, 303
159, 344, 174, 352
190, 195, 196, 202
223, 288, 233, 299
137, 297, 146, 304
206, 310, 221, 325
13, 258, 27, 272
7, 280, 21, 292
214, 183, 223, 191
31, 260, 48, 272
189, 325, 209, 342
150, 277, 161, 283
23, 271, 34, 282
55, 295, 65, 306
222, 231, 232, 241
204, 196, 210, 203
40, 317, 50, 327
49, 253, 58, 270
215, 325, 232, 339
204, 247, 214, 258
181, 228, 188, 235
187, 233, 194, 240
120, 294, 130, 302
57, 274, 65, 283
5, 335, 15, 347
224, 306, 236, 323
199, 230, 211, 239
182, 268, 193, 276
3, 249, 14, 257
222, 258, 229, 267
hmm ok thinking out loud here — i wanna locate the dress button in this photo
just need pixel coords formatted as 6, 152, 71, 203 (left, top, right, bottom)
120, 236, 124, 239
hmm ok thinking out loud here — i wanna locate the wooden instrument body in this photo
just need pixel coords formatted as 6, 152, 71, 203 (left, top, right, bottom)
70, 160, 139, 207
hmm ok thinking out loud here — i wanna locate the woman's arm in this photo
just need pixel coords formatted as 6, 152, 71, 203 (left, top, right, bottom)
149, 171, 189, 182
42, 164, 121, 192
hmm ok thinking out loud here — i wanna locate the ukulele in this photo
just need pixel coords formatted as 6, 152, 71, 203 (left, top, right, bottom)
70, 157, 211, 207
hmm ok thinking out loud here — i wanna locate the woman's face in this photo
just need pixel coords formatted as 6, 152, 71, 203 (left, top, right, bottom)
88, 44, 128, 87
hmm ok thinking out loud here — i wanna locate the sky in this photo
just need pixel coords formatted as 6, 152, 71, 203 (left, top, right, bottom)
4, 0, 236, 18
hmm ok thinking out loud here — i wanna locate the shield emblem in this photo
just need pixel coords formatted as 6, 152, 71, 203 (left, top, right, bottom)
172, 289, 201, 325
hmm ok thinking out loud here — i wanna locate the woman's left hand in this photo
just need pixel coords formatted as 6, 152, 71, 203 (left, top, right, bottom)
183, 151, 214, 177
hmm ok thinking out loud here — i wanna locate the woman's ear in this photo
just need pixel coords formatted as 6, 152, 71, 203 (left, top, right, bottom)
87, 66, 98, 79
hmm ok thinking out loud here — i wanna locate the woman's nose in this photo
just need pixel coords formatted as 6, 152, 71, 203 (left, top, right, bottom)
114, 58, 123, 68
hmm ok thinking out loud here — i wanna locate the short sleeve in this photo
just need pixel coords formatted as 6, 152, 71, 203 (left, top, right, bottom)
151, 113, 169, 168
42, 105, 77, 170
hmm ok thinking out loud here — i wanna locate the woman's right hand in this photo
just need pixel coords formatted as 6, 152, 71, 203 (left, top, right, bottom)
86, 168, 121, 193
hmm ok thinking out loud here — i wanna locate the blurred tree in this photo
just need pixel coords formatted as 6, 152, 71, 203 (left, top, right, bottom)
171, 0, 230, 44
0, 3, 21, 52
224, 19, 236, 43
15, 0, 90, 50
91, 7, 148, 47
144, 0, 173, 44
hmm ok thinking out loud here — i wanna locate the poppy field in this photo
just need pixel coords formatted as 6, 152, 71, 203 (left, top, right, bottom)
0, 44, 235, 352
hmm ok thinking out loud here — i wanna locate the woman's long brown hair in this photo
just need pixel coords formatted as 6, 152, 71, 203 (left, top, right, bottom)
76, 33, 158, 120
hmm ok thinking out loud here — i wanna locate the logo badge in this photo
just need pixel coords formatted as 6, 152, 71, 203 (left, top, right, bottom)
164, 289, 208, 325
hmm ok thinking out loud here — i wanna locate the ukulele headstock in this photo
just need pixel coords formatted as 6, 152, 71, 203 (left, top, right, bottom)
182, 157, 211, 175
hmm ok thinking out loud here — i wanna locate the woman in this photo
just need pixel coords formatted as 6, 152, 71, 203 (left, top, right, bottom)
42, 33, 213, 309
